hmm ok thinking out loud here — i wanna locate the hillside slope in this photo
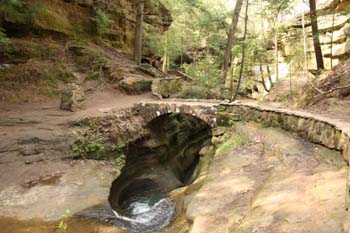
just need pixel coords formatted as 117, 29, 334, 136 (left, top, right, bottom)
0, 0, 172, 103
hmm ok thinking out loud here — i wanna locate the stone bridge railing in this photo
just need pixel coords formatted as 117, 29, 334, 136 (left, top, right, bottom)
134, 100, 220, 127
134, 99, 350, 214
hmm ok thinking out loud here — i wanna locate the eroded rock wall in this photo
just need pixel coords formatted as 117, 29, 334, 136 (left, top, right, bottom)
217, 101, 350, 228
285, 0, 350, 69
0, 0, 172, 52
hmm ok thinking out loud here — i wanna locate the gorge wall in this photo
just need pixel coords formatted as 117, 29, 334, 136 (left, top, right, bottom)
286, 0, 350, 70
0, 0, 172, 102
0, 0, 172, 52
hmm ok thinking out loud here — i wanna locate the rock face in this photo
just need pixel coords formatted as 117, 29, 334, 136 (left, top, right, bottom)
0, 0, 173, 102
151, 78, 183, 99
60, 83, 85, 112
175, 124, 346, 233
0, 0, 172, 52
285, 0, 350, 69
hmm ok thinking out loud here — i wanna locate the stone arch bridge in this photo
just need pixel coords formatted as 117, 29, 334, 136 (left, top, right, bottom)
134, 100, 224, 127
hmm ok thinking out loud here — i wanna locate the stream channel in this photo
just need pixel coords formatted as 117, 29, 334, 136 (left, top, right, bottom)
107, 113, 212, 232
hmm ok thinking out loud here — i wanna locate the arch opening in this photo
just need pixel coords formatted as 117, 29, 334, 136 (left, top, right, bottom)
108, 113, 213, 232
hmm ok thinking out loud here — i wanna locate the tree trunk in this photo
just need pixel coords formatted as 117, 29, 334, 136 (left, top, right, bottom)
134, 0, 144, 65
301, 0, 309, 79
259, 64, 269, 92
229, 57, 237, 96
266, 65, 274, 88
274, 33, 279, 81
330, 9, 336, 68
309, 0, 324, 70
232, 0, 249, 101
162, 35, 168, 73
222, 0, 244, 85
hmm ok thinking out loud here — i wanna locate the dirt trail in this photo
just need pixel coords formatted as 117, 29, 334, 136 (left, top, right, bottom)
0, 91, 153, 195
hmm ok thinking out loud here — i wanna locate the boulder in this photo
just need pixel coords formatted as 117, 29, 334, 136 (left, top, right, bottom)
151, 78, 183, 99
137, 64, 166, 79
118, 77, 153, 94
60, 83, 85, 112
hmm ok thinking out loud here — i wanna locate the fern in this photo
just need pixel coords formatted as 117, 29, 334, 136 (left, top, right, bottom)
0, 28, 8, 44
94, 9, 113, 35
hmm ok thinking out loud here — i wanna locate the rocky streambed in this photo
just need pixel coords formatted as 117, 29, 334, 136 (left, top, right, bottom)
0, 107, 348, 233
168, 123, 347, 233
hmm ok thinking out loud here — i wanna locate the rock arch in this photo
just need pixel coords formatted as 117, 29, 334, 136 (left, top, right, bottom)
135, 102, 219, 127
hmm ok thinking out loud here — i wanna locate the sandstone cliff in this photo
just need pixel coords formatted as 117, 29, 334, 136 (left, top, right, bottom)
0, 0, 172, 102
286, 0, 350, 69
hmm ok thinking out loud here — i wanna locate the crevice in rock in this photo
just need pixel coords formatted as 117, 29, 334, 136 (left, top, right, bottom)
108, 113, 212, 232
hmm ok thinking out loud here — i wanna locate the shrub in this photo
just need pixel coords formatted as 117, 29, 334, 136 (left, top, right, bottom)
215, 127, 250, 155
0, 0, 41, 23
0, 28, 8, 44
94, 9, 113, 35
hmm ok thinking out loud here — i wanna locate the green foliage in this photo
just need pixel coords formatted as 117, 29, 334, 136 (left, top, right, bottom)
143, 24, 163, 56
72, 139, 109, 159
0, 60, 74, 100
180, 55, 225, 99
1, 39, 65, 61
342, 4, 350, 14
0, 28, 8, 44
69, 45, 109, 72
57, 210, 72, 232
72, 24, 84, 39
0, 61, 73, 83
0, 0, 41, 23
215, 127, 249, 155
112, 154, 126, 167
156, 0, 291, 99
57, 220, 67, 231
263, 0, 291, 21
284, 28, 306, 74
71, 119, 126, 160
71, 132, 124, 160
94, 9, 113, 35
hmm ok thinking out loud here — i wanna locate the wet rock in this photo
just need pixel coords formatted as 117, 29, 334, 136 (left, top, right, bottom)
22, 173, 62, 188
111, 199, 176, 233
0, 160, 116, 221
60, 83, 85, 112
168, 187, 187, 216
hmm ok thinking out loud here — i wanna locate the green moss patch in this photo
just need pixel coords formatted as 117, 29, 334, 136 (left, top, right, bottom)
214, 127, 250, 155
